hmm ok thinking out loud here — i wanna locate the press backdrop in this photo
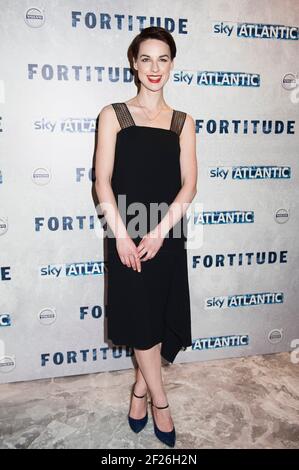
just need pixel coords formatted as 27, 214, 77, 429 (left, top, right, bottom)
1, 0, 299, 383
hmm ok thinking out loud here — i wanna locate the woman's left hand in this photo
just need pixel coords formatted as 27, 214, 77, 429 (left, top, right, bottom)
137, 227, 165, 261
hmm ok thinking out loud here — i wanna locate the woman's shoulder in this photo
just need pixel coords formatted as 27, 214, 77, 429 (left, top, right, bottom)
174, 109, 195, 127
99, 102, 127, 120
98, 103, 122, 133
99, 102, 124, 121
100, 102, 120, 113
174, 109, 195, 137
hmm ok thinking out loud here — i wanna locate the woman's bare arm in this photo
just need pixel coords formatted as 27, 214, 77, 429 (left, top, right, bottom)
95, 105, 129, 240
95, 105, 142, 272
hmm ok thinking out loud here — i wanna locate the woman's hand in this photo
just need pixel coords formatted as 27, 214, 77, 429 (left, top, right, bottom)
116, 235, 142, 272
137, 227, 165, 262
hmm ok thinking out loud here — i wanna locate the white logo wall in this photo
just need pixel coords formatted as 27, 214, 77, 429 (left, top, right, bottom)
0, 0, 299, 383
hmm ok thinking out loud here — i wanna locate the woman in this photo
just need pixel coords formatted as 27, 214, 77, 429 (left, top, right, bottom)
95, 26, 197, 448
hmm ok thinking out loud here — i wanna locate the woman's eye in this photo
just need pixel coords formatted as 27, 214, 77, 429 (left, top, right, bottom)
141, 58, 168, 62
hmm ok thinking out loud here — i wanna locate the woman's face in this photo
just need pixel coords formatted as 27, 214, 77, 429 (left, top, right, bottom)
133, 38, 174, 90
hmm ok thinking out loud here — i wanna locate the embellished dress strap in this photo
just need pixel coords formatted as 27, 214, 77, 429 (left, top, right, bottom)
170, 110, 187, 136
111, 102, 135, 130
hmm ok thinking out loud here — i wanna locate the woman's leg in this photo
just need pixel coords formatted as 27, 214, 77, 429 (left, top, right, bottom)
128, 365, 148, 420
131, 343, 174, 432
135, 364, 147, 394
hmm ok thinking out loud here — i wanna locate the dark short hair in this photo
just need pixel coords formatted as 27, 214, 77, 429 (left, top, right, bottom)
128, 27, 176, 85
128, 26, 177, 61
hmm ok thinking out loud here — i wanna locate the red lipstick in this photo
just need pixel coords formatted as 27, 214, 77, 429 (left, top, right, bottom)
147, 75, 162, 83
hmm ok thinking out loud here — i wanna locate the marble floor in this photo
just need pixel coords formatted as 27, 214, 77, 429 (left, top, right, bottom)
0, 352, 298, 449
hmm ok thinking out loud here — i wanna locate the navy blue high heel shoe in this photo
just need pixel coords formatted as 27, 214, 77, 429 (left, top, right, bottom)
128, 385, 148, 433
150, 401, 176, 448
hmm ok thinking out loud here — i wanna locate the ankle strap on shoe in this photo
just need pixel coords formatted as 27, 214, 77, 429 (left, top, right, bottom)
133, 391, 147, 399
151, 401, 169, 409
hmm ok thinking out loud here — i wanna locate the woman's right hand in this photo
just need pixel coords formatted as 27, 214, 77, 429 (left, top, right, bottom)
116, 235, 142, 272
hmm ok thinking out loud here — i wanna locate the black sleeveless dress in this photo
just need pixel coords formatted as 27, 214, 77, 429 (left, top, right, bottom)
106, 102, 192, 363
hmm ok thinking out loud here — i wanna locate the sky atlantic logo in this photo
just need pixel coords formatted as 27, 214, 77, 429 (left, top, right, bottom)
209, 165, 291, 180
213, 22, 298, 40
205, 291, 284, 310
172, 70, 260, 87
39, 261, 106, 278
194, 210, 254, 225
34, 118, 96, 132
192, 334, 249, 351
